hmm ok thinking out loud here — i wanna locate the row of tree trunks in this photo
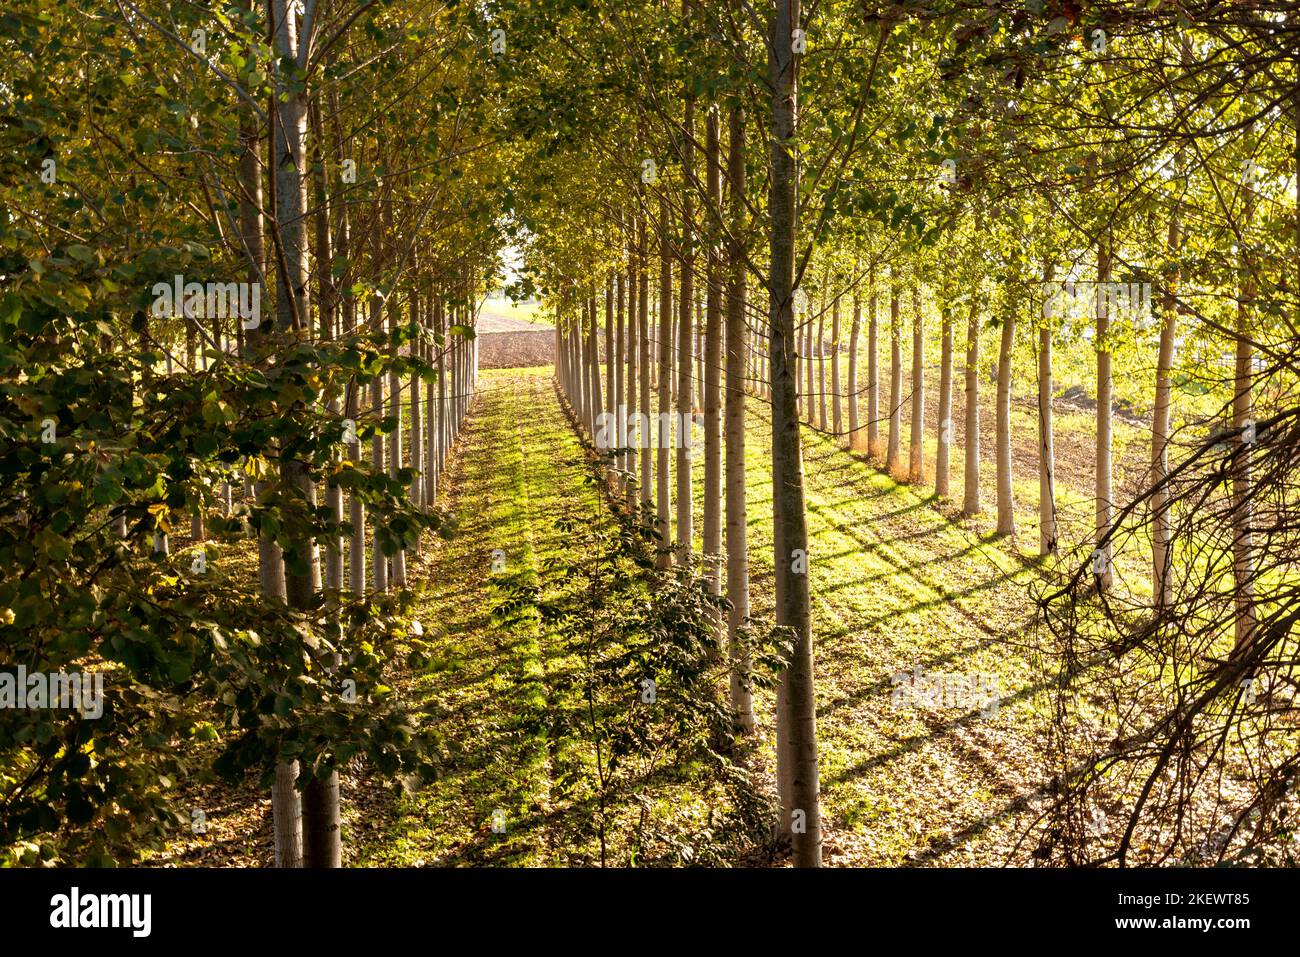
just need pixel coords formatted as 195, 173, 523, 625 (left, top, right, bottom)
550, 89, 768, 851
548, 3, 1241, 865
205, 0, 487, 871
739, 236, 1209, 610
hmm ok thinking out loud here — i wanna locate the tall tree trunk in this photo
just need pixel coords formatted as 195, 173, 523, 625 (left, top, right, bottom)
995, 304, 1016, 537
908, 283, 925, 483
573, 301, 584, 427
347, 282, 364, 590
625, 219, 638, 511
605, 275, 616, 485
696, 303, 704, 412
1232, 179, 1258, 652
615, 259, 627, 496
1152, 211, 1180, 605
831, 296, 842, 439
677, 59, 696, 569
1038, 279, 1057, 557
263, 0, 298, 870
270, 0, 338, 867
848, 294, 863, 452
424, 289, 438, 507
656, 200, 674, 569
371, 298, 389, 594
1095, 242, 1113, 582
436, 295, 448, 503
329, 117, 365, 593
703, 103, 724, 653
803, 311, 814, 424
639, 219, 653, 512
817, 308, 827, 431
963, 295, 981, 516
388, 296, 407, 587
185, 320, 205, 540
556, 319, 563, 393
453, 304, 464, 446
769, 0, 821, 867
725, 97, 754, 732
885, 281, 902, 474
588, 293, 603, 437
867, 265, 880, 458
310, 99, 345, 591
570, 299, 585, 432
409, 296, 424, 518
243, 15, 288, 620
935, 295, 953, 498
790, 312, 800, 416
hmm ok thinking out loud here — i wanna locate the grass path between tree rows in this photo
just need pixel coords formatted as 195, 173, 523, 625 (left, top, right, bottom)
158, 365, 1060, 866
370, 364, 1066, 865
353, 367, 619, 865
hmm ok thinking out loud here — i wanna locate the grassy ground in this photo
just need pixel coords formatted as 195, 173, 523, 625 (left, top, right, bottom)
347, 369, 748, 865
155, 368, 747, 866
349, 369, 610, 864
647, 361, 1153, 863
734, 405, 1051, 864
538, 359, 1146, 865
148, 357, 1158, 867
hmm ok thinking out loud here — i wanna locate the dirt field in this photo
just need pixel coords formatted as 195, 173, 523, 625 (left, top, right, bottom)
478, 329, 555, 368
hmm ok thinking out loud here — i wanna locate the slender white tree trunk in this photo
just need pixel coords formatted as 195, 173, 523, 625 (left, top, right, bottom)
605, 275, 616, 485
639, 220, 653, 512
995, 304, 1016, 537
625, 220, 638, 511
371, 299, 388, 594
656, 201, 674, 569
817, 309, 827, 431
424, 290, 438, 507
867, 267, 880, 458
677, 55, 696, 568
615, 263, 626, 496
703, 103, 724, 657
804, 311, 814, 425
410, 298, 424, 517
1095, 242, 1113, 584
936, 297, 953, 497
831, 296, 842, 439
885, 282, 902, 474
1232, 185, 1257, 652
388, 300, 406, 586
848, 294, 863, 452
1152, 213, 1180, 605
271, 0, 339, 867
1038, 302, 1057, 556
769, 0, 821, 866
588, 293, 603, 440
963, 295, 981, 516
725, 98, 754, 731
908, 283, 925, 483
